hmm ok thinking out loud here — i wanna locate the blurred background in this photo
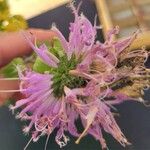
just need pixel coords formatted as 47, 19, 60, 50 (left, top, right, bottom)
96, 0, 150, 38
0, 0, 150, 150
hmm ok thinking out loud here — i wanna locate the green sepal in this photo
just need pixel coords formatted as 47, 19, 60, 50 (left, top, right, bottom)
0, 57, 24, 78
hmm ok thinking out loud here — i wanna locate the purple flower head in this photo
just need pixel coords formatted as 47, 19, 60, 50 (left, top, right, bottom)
9, 3, 150, 150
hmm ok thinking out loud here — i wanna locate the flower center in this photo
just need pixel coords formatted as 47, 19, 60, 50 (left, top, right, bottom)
52, 54, 85, 98
33, 39, 86, 98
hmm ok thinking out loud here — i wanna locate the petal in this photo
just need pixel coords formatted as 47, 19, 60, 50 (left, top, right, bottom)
75, 106, 98, 144
51, 26, 69, 55
69, 15, 96, 55
24, 33, 58, 67
105, 26, 119, 43
114, 32, 137, 54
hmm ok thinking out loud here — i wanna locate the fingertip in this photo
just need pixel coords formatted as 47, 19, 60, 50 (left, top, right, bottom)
26, 28, 57, 41
0, 28, 57, 67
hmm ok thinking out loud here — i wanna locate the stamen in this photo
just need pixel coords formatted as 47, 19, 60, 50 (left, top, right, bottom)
103, 100, 118, 111
82, 73, 97, 82
0, 89, 26, 93
24, 137, 33, 150
75, 106, 98, 144
0, 77, 28, 81
0, 78, 20, 80
69, 70, 98, 81
44, 134, 50, 150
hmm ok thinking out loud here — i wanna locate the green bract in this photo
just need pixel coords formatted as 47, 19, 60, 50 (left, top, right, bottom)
0, 57, 24, 77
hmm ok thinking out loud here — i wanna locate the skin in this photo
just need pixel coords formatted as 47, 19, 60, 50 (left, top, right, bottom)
0, 28, 56, 105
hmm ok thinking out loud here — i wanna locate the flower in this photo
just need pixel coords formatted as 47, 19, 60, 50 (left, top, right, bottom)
9, 2, 150, 150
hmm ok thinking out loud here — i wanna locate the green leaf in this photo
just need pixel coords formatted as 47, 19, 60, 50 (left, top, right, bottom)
0, 57, 24, 78
33, 57, 54, 73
